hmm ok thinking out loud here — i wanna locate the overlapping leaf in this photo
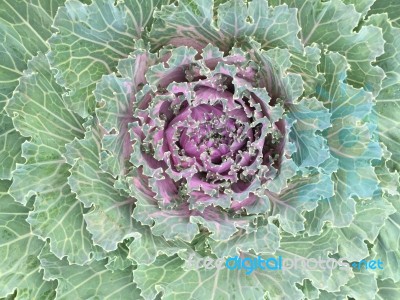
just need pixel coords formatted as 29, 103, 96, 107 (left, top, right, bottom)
48, 0, 166, 117
66, 129, 138, 251
134, 229, 353, 299
0, 0, 64, 179
306, 52, 382, 232
271, 0, 385, 95
0, 180, 56, 299
366, 14, 400, 173
5, 55, 99, 265
39, 244, 142, 299
369, 0, 400, 27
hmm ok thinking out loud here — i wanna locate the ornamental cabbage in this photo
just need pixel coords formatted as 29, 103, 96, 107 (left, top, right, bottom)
0, 0, 399, 299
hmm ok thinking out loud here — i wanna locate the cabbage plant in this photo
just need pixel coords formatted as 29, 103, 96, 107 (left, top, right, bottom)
0, 0, 399, 299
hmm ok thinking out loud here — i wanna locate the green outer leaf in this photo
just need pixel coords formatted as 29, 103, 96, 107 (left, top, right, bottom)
149, 0, 228, 52
369, 0, 400, 27
0, 180, 56, 299
270, 172, 334, 234
5, 55, 84, 156
274, 230, 353, 293
336, 196, 395, 261
0, 113, 27, 180
39, 244, 142, 299
299, 279, 320, 299
135, 229, 352, 300
318, 270, 378, 300
287, 97, 331, 168
0, 0, 64, 179
20, 141, 104, 265
288, 46, 324, 97
133, 255, 189, 300
95, 74, 133, 177
376, 278, 400, 300
4, 54, 100, 265
95, 45, 157, 178
218, 0, 303, 51
372, 194, 400, 282
103, 243, 133, 272
129, 168, 200, 243
342, 0, 376, 17
366, 14, 400, 173
306, 52, 382, 232
128, 223, 190, 265
0, 0, 64, 106
66, 128, 138, 251
271, 0, 385, 96
217, 0, 248, 38
207, 223, 280, 257
48, 0, 164, 117
145, 46, 198, 87
244, 42, 303, 102
134, 254, 305, 300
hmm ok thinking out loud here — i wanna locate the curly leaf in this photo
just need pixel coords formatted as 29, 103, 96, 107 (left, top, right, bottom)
366, 14, 400, 173
0, 180, 56, 299
0, 0, 64, 179
369, 0, 400, 27
149, 0, 228, 52
5, 55, 99, 264
66, 129, 138, 251
48, 0, 164, 117
39, 244, 142, 299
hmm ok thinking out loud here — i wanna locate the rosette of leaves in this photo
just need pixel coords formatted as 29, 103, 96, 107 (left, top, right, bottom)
0, 0, 399, 299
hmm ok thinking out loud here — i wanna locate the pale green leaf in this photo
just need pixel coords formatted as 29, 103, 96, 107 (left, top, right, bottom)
66, 129, 138, 251
103, 243, 133, 272
287, 97, 331, 168
207, 223, 279, 257
275, 230, 353, 293
369, 0, 400, 27
135, 229, 351, 300
342, 0, 376, 17
39, 244, 142, 299
336, 197, 395, 261
366, 14, 400, 173
149, 0, 228, 52
134, 254, 305, 300
272, 0, 385, 95
95, 45, 157, 178
0, 113, 26, 180
0, 0, 64, 106
133, 255, 189, 300
299, 279, 320, 299
5, 54, 84, 154
288, 46, 324, 97
48, 0, 164, 117
129, 168, 200, 242
307, 52, 382, 232
244, 43, 303, 102
270, 172, 334, 234
95, 74, 133, 177
5, 55, 99, 264
376, 278, 400, 300
372, 194, 400, 282
318, 270, 378, 300
128, 223, 190, 265
0, 180, 57, 299
0, 0, 65, 178
217, 0, 303, 51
